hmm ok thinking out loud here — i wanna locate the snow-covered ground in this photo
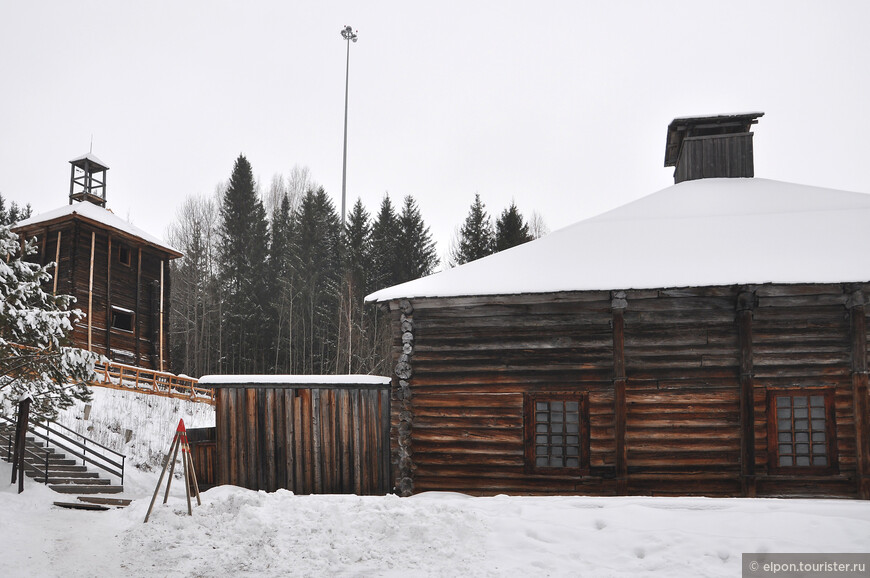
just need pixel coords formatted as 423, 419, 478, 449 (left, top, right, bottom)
2, 386, 870, 577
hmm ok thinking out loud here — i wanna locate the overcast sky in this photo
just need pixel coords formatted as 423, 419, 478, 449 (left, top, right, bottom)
2, 1, 868, 260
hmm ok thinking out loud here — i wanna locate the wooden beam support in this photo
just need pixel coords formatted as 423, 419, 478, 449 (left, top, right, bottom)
106, 235, 112, 359
135, 248, 141, 365
87, 230, 95, 352
611, 291, 628, 494
159, 259, 165, 371
847, 289, 870, 499
52, 230, 61, 295
737, 289, 757, 497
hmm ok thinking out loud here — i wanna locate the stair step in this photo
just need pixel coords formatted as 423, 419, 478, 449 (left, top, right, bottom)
77, 496, 132, 507
25, 457, 76, 466
46, 477, 110, 485
53, 501, 111, 511
26, 464, 88, 473
50, 484, 124, 494
22, 465, 97, 477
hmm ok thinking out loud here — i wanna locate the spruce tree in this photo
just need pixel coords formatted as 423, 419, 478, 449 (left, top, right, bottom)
343, 198, 372, 296
0, 225, 98, 418
369, 195, 400, 289
0, 193, 32, 226
269, 193, 296, 372
396, 195, 439, 283
450, 193, 495, 266
217, 154, 270, 373
495, 201, 533, 252
291, 187, 341, 374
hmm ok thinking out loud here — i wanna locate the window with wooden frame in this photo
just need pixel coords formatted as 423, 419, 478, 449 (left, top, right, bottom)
111, 307, 135, 332
118, 244, 131, 267
767, 388, 837, 475
524, 392, 589, 473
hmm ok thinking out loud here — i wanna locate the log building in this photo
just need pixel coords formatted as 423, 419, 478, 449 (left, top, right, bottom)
14, 154, 182, 370
366, 113, 870, 499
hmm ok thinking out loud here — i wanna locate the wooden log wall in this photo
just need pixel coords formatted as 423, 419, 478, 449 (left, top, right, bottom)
388, 283, 870, 498
393, 292, 616, 495
215, 384, 391, 495
24, 221, 171, 370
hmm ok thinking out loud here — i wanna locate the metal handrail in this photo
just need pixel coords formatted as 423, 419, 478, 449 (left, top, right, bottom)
0, 427, 50, 482
0, 411, 126, 486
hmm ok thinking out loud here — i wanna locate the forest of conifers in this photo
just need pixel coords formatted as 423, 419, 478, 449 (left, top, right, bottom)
167, 155, 543, 378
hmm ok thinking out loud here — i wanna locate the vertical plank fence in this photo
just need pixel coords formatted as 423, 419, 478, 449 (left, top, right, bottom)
203, 376, 392, 495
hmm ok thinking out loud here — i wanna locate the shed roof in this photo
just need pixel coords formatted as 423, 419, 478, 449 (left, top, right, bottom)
200, 374, 392, 388
365, 177, 870, 303
14, 201, 181, 258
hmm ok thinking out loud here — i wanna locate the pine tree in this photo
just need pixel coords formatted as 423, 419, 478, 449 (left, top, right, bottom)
450, 193, 495, 266
0, 225, 99, 418
495, 201, 533, 252
291, 187, 341, 374
396, 195, 439, 283
217, 154, 270, 373
369, 195, 400, 289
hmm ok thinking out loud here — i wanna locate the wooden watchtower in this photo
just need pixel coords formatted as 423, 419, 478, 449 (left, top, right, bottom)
14, 155, 182, 370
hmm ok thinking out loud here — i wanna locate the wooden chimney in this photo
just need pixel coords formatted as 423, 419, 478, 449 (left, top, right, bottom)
69, 153, 108, 207
664, 112, 764, 184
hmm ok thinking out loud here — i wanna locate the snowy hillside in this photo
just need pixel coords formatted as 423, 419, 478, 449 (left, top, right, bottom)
55, 386, 215, 472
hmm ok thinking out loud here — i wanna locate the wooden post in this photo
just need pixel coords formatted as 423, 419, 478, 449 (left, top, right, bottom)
87, 230, 95, 352
159, 260, 164, 371
11, 396, 32, 494
611, 291, 628, 495
144, 434, 178, 523
52, 230, 61, 295
847, 290, 870, 499
135, 248, 141, 366
737, 290, 757, 497
106, 235, 112, 358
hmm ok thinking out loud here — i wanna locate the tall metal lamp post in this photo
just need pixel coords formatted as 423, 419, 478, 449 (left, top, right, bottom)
340, 25, 358, 226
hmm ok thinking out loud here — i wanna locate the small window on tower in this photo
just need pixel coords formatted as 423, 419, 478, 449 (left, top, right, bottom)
111, 307, 134, 332
118, 245, 131, 266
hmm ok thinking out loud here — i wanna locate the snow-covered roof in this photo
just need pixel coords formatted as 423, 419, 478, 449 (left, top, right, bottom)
15, 201, 180, 257
199, 375, 391, 387
366, 178, 870, 303
70, 152, 108, 168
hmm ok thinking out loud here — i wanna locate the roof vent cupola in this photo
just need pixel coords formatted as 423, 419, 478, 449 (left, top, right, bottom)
69, 153, 108, 207
664, 112, 764, 184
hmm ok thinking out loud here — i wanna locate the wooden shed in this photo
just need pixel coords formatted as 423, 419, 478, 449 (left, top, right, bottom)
366, 113, 870, 499
200, 375, 392, 495
14, 154, 182, 370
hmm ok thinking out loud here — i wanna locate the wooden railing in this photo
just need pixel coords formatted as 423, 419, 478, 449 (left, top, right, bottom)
91, 361, 214, 405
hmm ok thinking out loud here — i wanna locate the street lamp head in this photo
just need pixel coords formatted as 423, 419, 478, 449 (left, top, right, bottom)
341, 25, 358, 42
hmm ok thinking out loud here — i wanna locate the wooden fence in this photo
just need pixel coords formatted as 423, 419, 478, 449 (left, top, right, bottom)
90, 360, 214, 405
210, 379, 392, 495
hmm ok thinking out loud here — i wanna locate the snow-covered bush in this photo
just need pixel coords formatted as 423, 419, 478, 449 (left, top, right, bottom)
0, 224, 101, 418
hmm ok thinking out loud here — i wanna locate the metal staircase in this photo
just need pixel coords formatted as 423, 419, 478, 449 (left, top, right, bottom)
0, 414, 131, 510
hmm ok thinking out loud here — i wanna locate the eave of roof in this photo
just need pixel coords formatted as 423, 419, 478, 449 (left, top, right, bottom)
365, 178, 870, 303
14, 202, 181, 258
